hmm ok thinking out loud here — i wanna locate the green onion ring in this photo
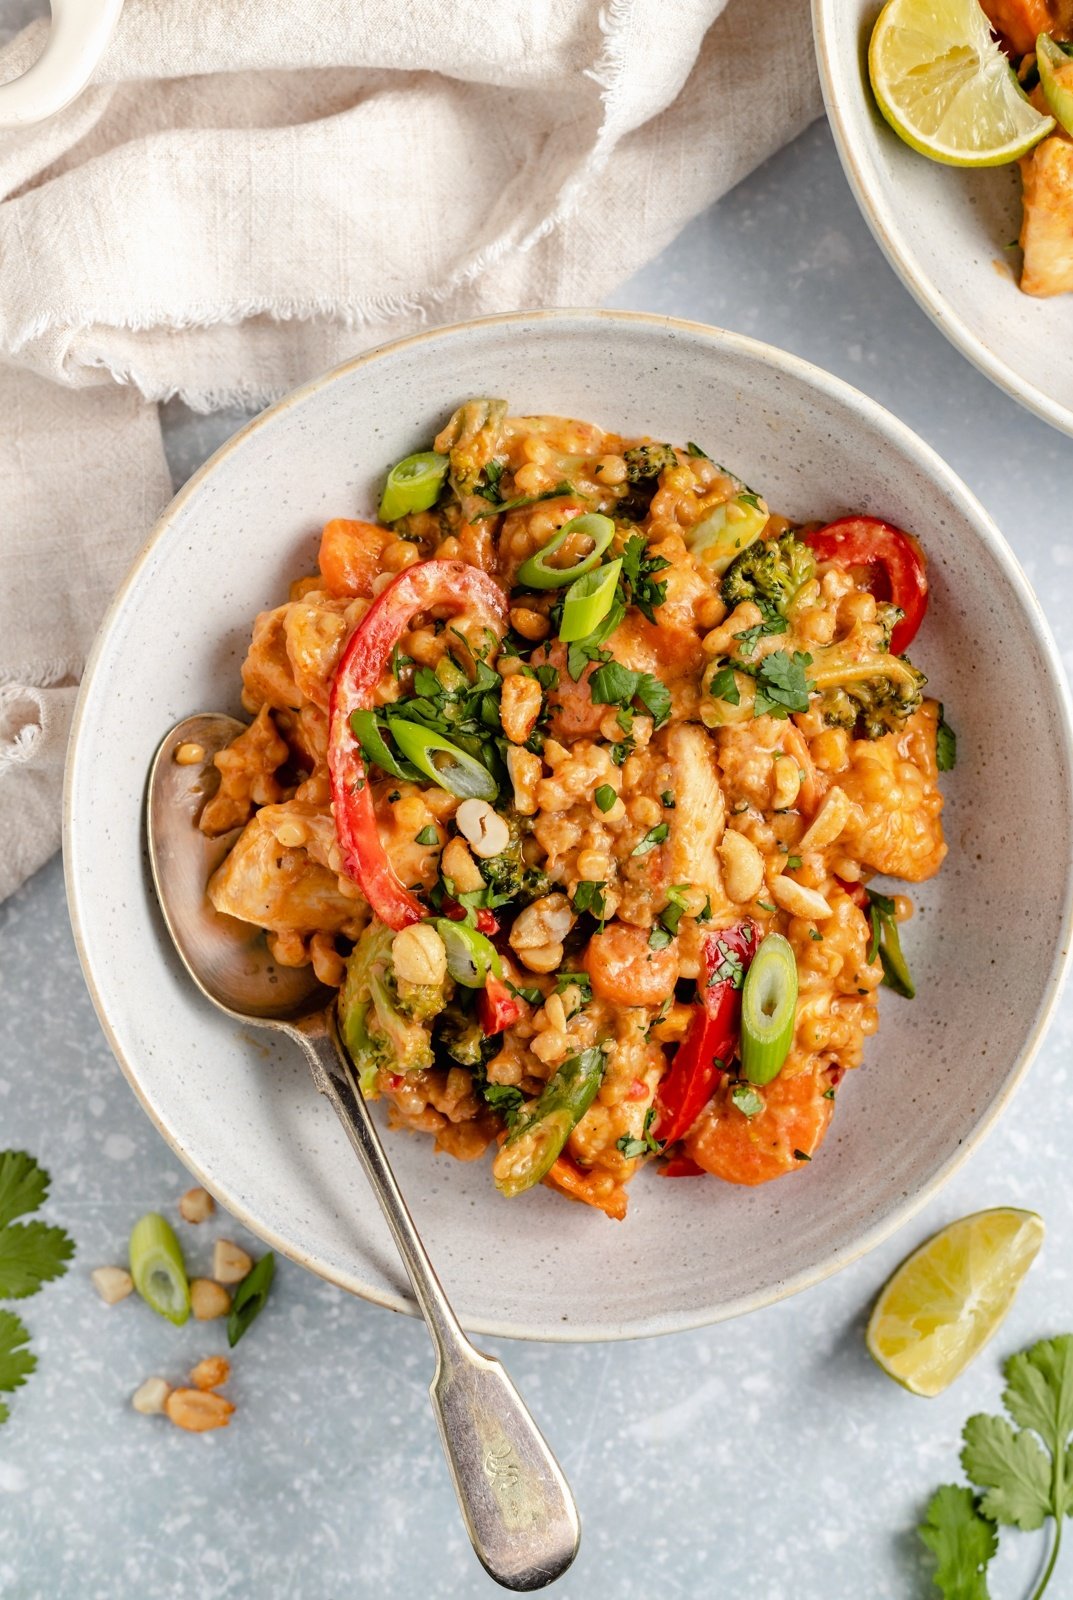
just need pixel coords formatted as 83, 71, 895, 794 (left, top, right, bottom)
388, 720, 498, 802
516, 513, 615, 589
129, 1213, 191, 1326
378, 451, 449, 522
434, 919, 503, 988
740, 932, 798, 1086
559, 559, 623, 644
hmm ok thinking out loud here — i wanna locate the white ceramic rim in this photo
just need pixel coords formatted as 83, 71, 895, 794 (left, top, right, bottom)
63, 308, 1073, 1341
811, 0, 1073, 442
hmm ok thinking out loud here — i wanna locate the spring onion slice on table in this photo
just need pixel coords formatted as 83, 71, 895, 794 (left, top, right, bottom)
129, 1212, 190, 1326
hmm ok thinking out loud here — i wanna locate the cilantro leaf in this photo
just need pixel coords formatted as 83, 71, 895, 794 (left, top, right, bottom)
0, 1222, 75, 1300
919, 1484, 997, 1600
482, 1083, 524, 1126
631, 823, 669, 857
0, 1152, 50, 1230
588, 659, 670, 729
709, 665, 741, 705
594, 784, 617, 813
0, 1310, 35, 1412
731, 1084, 764, 1119
619, 533, 670, 623
752, 650, 814, 720
555, 971, 592, 1006
1002, 1336, 1073, 1455
572, 880, 607, 918
937, 705, 957, 772
961, 1414, 1052, 1531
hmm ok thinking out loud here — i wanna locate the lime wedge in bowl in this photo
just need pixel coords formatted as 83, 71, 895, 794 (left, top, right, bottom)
869, 0, 1055, 166
1037, 33, 1073, 136
866, 1207, 1045, 1396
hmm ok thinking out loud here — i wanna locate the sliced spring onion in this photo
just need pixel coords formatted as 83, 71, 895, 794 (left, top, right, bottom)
492, 1047, 606, 1197
559, 559, 622, 645
388, 721, 498, 802
349, 709, 419, 782
227, 1252, 276, 1348
434, 919, 502, 988
129, 1213, 190, 1326
516, 513, 615, 589
867, 891, 916, 998
378, 451, 449, 522
740, 932, 798, 1086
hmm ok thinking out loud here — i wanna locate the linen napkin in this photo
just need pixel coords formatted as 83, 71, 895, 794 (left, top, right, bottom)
0, 0, 822, 904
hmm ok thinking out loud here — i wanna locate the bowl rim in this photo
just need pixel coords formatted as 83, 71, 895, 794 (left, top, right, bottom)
63, 307, 1073, 1341
811, 0, 1073, 442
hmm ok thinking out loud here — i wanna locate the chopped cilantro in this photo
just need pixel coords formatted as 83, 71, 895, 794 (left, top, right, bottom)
786, 854, 802, 870
482, 1083, 525, 1125
594, 784, 617, 814
414, 825, 440, 846
610, 737, 634, 767
809, 928, 823, 942
709, 938, 745, 989
738, 492, 763, 511
648, 926, 673, 950
660, 789, 676, 808
474, 459, 505, 504
709, 665, 741, 705
619, 533, 670, 623
472, 480, 577, 520
572, 881, 607, 919
936, 705, 957, 772
756, 900, 776, 913
508, 982, 543, 1006
632, 823, 669, 857
752, 650, 814, 719
731, 1084, 764, 1119
685, 441, 708, 458
589, 659, 672, 729
792, 1149, 812, 1162
555, 971, 592, 1007
822, 1087, 836, 1100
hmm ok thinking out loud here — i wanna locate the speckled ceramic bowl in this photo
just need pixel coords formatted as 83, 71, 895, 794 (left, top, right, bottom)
813, 0, 1073, 439
64, 311, 1073, 1341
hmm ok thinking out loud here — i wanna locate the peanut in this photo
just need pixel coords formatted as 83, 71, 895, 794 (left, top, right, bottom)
165, 1388, 236, 1433
212, 1240, 253, 1285
190, 1356, 231, 1392
717, 830, 765, 905
455, 799, 511, 859
131, 1377, 171, 1415
441, 836, 484, 893
500, 673, 543, 744
391, 923, 448, 986
178, 1187, 215, 1224
190, 1278, 232, 1320
90, 1266, 133, 1306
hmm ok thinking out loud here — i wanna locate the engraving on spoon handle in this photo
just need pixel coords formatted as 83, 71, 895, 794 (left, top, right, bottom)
290, 1018, 580, 1592
430, 1348, 580, 1592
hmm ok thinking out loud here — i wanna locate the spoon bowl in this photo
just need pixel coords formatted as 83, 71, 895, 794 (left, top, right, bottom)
145, 713, 580, 1593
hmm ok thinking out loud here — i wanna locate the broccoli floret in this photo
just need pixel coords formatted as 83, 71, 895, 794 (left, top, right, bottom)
809, 618, 927, 739
721, 530, 817, 618
435, 1000, 498, 1068
337, 922, 449, 1093
477, 820, 550, 906
623, 442, 678, 483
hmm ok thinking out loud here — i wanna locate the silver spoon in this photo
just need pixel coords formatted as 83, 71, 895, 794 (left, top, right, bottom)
147, 713, 580, 1592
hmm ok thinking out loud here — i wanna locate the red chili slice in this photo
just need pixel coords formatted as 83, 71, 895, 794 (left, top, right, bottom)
327, 559, 508, 930
652, 919, 758, 1147
804, 516, 928, 655
478, 974, 523, 1036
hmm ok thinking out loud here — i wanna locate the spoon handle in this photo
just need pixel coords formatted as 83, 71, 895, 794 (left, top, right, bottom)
292, 1018, 580, 1593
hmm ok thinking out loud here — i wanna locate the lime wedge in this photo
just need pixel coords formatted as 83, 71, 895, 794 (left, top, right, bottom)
866, 1207, 1044, 1396
869, 0, 1055, 166
1037, 33, 1073, 136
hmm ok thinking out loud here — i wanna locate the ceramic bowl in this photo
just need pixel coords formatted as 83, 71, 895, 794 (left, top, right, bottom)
64, 310, 1073, 1341
813, 0, 1073, 439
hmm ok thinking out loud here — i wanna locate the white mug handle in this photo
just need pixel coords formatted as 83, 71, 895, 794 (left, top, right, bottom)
0, 0, 124, 129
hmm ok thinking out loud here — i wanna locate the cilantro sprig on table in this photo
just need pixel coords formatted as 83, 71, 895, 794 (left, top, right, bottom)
920, 1335, 1073, 1600
0, 1151, 74, 1427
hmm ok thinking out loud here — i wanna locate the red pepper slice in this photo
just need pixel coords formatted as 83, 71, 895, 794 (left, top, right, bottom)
327, 559, 508, 931
478, 974, 523, 1036
659, 1155, 705, 1179
653, 919, 758, 1147
441, 897, 499, 936
804, 515, 928, 655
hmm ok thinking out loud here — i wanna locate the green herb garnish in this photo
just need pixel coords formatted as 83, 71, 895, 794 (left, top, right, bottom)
594, 784, 617, 814
0, 1151, 74, 1429
632, 823, 669, 857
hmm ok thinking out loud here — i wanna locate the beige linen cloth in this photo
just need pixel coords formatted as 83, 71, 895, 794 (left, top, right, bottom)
0, 0, 821, 903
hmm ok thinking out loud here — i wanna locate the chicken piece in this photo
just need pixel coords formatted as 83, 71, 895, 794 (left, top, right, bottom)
980, 0, 1073, 54
208, 814, 366, 937
838, 703, 947, 882
241, 605, 302, 712
199, 706, 288, 835
283, 595, 358, 710
1020, 132, 1073, 298
661, 723, 726, 901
